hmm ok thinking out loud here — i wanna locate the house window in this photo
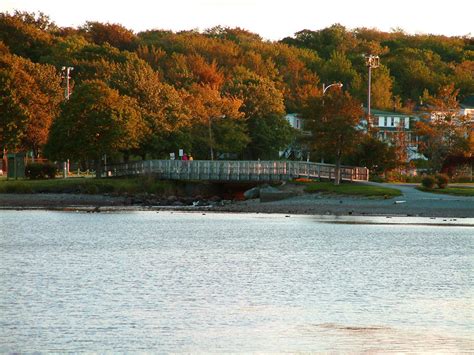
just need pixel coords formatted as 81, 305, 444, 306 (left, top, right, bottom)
394, 117, 400, 127
296, 119, 300, 129
387, 117, 392, 126
378, 116, 385, 127
405, 117, 410, 129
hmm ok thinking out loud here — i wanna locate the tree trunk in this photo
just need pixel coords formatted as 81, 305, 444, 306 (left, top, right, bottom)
95, 159, 101, 179
334, 154, 341, 185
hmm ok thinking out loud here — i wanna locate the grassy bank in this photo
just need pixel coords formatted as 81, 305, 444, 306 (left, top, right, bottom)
417, 186, 474, 197
303, 181, 402, 198
0, 176, 174, 195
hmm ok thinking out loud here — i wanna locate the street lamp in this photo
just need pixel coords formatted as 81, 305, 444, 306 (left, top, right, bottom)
322, 82, 343, 95
364, 55, 379, 124
61, 66, 74, 100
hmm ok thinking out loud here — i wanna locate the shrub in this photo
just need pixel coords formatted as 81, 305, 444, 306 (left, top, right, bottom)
421, 176, 436, 189
25, 162, 57, 179
435, 174, 449, 189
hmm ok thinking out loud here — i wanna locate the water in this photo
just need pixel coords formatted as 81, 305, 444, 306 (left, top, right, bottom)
1, 211, 473, 352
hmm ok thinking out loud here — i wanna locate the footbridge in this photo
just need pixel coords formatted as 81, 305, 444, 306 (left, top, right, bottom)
104, 160, 369, 182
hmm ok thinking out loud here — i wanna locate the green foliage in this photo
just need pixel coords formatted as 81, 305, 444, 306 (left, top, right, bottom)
417, 186, 474, 196
349, 135, 398, 175
0, 177, 174, 195
303, 181, 402, 197
421, 176, 436, 189
25, 162, 57, 179
45, 80, 146, 162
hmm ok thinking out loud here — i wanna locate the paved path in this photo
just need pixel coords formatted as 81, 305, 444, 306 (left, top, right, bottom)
219, 182, 474, 218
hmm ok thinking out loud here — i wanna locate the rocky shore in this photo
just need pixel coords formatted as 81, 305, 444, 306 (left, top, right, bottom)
1, 182, 473, 220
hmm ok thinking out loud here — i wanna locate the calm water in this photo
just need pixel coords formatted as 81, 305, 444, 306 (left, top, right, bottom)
0, 211, 473, 352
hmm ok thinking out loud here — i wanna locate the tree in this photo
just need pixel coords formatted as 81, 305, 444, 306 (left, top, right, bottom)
303, 89, 364, 184
369, 65, 394, 110
0, 11, 54, 61
45, 80, 145, 175
107, 59, 189, 158
224, 67, 294, 159
0, 53, 62, 156
416, 84, 472, 172
80, 21, 137, 51
181, 84, 249, 159
349, 135, 398, 175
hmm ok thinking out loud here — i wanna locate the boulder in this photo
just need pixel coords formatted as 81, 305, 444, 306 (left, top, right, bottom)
243, 187, 260, 200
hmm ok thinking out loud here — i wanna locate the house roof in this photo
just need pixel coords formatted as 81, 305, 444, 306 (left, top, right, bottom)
364, 108, 414, 118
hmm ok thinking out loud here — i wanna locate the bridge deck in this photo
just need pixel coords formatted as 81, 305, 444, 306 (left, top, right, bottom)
105, 160, 369, 182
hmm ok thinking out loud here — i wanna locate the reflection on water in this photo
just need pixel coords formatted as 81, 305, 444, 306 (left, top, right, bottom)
0, 211, 472, 352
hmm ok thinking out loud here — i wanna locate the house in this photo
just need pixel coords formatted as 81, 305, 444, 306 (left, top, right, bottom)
279, 113, 310, 160
366, 109, 425, 161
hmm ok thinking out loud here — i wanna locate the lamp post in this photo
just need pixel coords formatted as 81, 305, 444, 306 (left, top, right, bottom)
61, 66, 74, 100
322, 82, 343, 95
364, 55, 379, 125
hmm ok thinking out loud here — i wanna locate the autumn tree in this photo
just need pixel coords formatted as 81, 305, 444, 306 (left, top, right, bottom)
80, 21, 138, 51
416, 84, 472, 172
107, 59, 188, 158
0, 52, 62, 156
303, 88, 364, 184
45, 80, 146, 175
181, 84, 248, 159
0, 11, 54, 62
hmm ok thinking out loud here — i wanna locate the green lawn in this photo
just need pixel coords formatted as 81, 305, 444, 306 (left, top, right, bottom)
417, 186, 474, 197
0, 176, 173, 195
303, 181, 402, 198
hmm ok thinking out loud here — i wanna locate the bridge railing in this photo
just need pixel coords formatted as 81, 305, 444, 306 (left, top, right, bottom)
104, 160, 369, 182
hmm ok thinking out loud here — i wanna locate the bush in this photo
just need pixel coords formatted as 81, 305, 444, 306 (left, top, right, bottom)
25, 162, 57, 179
435, 174, 449, 189
421, 176, 436, 189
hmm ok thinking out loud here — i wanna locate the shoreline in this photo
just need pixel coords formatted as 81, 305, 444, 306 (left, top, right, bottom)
1, 191, 473, 224
1, 205, 473, 227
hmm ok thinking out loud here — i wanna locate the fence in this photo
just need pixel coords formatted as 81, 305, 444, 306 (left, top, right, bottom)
104, 160, 369, 182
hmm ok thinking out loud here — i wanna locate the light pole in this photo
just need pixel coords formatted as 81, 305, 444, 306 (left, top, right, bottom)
322, 82, 343, 95
61, 66, 74, 100
364, 55, 379, 125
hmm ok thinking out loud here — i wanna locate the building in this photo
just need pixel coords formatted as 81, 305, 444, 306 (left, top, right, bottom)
279, 113, 309, 160
366, 109, 424, 161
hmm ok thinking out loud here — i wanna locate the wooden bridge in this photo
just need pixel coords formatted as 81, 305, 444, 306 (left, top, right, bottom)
104, 160, 369, 182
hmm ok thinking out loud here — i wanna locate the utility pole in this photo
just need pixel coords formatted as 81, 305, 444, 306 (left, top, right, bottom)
365, 55, 379, 127
61, 66, 74, 100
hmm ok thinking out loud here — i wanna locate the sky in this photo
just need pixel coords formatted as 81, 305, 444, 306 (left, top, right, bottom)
1, 0, 473, 40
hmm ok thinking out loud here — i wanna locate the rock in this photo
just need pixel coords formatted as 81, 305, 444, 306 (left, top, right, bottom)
244, 187, 260, 200
167, 195, 178, 202
172, 200, 184, 206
